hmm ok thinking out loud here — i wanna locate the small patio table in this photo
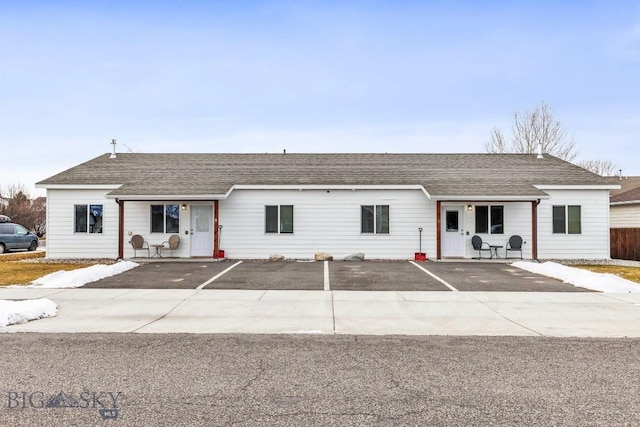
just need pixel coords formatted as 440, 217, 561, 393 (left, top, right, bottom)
151, 244, 164, 258
489, 245, 503, 259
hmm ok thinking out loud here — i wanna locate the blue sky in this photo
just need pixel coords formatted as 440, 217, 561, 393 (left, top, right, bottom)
2, 1, 639, 196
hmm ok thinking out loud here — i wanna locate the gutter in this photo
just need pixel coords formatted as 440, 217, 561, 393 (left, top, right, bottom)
610, 200, 640, 206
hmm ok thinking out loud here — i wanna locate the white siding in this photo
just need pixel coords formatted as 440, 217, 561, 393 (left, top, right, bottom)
610, 205, 640, 228
219, 189, 434, 260
46, 189, 118, 259
123, 201, 191, 259
537, 190, 611, 259
463, 202, 533, 259
44, 187, 612, 261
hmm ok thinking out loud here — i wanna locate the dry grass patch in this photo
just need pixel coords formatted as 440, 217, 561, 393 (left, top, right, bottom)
0, 253, 90, 287
1, 252, 45, 261
573, 265, 640, 284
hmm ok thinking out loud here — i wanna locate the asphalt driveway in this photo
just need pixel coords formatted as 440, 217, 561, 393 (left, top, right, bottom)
330, 261, 450, 291
207, 260, 324, 290
421, 262, 590, 292
83, 260, 588, 292
83, 262, 231, 289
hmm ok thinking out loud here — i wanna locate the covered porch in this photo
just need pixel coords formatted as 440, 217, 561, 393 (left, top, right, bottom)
435, 199, 541, 261
114, 199, 224, 260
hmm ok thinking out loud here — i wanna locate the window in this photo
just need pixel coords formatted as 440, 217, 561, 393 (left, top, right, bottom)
568, 206, 581, 234
445, 211, 459, 232
265, 205, 293, 234
553, 205, 581, 234
75, 204, 103, 233
150, 205, 180, 233
552, 206, 565, 234
490, 206, 504, 234
475, 205, 503, 234
475, 206, 488, 234
361, 205, 389, 234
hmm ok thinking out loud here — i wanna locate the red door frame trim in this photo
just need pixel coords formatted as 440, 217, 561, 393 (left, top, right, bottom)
436, 201, 442, 260
532, 199, 540, 260
213, 200, 219, 258
117, 199, 124, 259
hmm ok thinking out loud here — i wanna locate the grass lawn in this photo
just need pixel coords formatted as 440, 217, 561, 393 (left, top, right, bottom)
0, 252, 90, 287
573, 265, 640, 284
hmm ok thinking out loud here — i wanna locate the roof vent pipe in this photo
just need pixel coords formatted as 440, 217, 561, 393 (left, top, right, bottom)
536, 142, 543, 159
110, 139, 117, 159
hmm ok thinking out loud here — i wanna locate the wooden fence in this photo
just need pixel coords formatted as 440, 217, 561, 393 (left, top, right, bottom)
611, 228, 640, 261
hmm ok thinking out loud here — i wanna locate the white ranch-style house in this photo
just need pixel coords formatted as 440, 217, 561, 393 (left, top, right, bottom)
37, 150, 618, 261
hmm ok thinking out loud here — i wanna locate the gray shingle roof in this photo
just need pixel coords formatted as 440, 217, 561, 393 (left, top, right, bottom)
37, 153, 612, 199
608, 176, 640, 203
611, 187, 640, 204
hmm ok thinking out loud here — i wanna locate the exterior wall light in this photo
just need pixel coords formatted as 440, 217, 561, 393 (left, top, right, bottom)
181, 204, 187, 211
467, 205, 473, 212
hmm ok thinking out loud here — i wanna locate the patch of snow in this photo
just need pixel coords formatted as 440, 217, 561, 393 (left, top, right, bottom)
27, 261, 139, 289
0, 298, 57, 327
513, 261, 640, 293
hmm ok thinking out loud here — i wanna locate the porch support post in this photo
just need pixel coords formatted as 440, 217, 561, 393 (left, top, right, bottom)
213, 200, 219, 258
117, 199, 124, 260
436, 200, 442, 260
531, 199, 540, 260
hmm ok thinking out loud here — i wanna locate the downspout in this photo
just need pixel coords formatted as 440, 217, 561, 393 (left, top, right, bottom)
436, 200, 442, 260
532, 199, 540, 261
117, 199, 124, 260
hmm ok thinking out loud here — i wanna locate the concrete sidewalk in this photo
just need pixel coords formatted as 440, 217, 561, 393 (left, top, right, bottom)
2, 288, 640, 337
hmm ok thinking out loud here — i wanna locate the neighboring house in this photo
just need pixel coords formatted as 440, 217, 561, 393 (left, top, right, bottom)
36, 151, 618, 260
609, 176, 640, 228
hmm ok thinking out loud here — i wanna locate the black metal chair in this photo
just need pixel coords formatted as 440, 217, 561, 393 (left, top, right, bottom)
471, 235, 492, 259
505, 235, 523, 259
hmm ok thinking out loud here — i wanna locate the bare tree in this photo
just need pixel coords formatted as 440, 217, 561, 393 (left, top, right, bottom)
576, 159, 618, 176
485, 101, 578, 162
0, 183, 46, 235
2, 183, 28, 199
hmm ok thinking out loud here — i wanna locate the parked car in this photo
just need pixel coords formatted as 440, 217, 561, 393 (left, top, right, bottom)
0, 222, 39, 253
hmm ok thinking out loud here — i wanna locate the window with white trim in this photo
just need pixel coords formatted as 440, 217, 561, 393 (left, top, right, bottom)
265, 205, 293, 233
150, 205, 180, 233
361, 205, 389, 234
553, 205, 581, 234
74, 204, 103, 233
475, 205, 503, 234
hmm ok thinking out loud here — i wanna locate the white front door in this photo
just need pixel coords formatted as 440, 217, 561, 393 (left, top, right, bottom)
190, 205, 213, 257
441, 206, 465, 257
